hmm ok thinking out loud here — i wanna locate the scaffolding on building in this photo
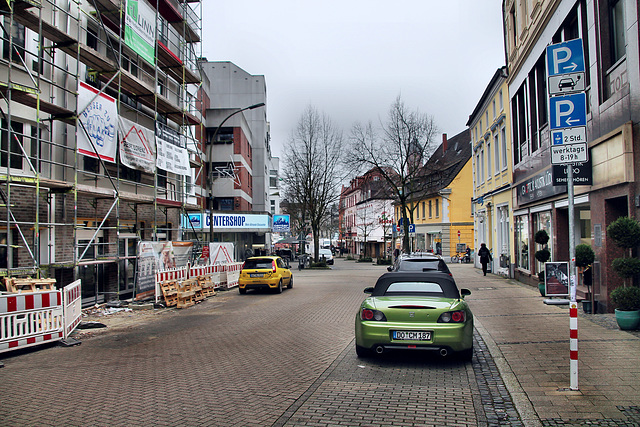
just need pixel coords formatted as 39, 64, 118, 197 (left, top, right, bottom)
0, 0, 204, 306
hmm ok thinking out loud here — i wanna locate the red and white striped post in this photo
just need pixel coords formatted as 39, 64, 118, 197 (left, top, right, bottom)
569, 299, 578, 390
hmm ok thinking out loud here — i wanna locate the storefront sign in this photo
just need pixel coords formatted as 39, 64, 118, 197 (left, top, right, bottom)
272, 215, 290, 232
182, 213, 202, 229
552, 160, 592, 185
545, 261, 569, 297
206, 213, 270, 230
516, 170, 565, 205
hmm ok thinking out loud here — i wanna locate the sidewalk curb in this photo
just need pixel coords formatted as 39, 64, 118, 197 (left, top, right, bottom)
475, 315, 542, 427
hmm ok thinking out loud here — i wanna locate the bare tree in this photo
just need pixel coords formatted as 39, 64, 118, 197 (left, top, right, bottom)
282, 106, 344, 263
356, 201, 375, 258
348, 96, 438, 252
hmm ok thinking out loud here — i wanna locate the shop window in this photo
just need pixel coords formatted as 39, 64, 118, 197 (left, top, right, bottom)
515, 215, 530, 270
534, 211, 553, 276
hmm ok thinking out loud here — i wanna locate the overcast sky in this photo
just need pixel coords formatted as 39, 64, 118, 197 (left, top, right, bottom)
201, 1, 506, 159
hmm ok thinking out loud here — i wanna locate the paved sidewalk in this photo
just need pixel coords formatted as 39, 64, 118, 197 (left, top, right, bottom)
452, 263, 640, 427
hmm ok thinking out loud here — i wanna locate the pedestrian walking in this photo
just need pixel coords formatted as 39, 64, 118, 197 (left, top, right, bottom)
478, 243, 492, 276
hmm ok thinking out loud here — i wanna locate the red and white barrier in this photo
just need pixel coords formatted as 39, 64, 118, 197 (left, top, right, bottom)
0, 291, 64, 354
63, 279, 82, 339
569, 301, 578, 390
225, 263, 243, 289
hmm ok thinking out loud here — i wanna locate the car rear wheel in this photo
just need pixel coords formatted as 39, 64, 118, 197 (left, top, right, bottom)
458, 346, 473, 362
355, 344, 372, 358
287, 276, 293, 289
275, 279, 283, 293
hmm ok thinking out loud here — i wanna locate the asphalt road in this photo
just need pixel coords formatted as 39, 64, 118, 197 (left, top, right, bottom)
0, 259, 519, 426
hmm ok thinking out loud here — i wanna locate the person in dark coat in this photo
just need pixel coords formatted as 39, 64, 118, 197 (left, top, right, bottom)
478, 243, 492, 276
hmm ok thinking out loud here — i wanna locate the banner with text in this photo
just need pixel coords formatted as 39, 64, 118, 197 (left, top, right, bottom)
119, 117, 156, 173
78, 82, 118, 163
124, 0, 155, 65
156, 122, 190, 176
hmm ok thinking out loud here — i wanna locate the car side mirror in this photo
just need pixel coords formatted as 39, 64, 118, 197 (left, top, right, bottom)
363, 287, 374, 294
460, 288, 471, 297
386, 266, 392, 272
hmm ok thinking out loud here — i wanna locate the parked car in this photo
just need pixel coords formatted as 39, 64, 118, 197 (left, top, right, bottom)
238, 256, 293, 294
354, 272, 473, 360
318, 248, 334, 265
388, 253, 452, 276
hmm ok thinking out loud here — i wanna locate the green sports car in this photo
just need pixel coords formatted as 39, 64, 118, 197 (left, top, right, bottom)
355, 272, 474, 361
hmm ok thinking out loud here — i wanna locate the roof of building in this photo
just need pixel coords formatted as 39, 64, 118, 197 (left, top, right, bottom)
415, 128, 471, 198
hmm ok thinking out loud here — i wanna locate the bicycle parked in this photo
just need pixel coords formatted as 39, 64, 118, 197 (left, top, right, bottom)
450, 252, 471, 263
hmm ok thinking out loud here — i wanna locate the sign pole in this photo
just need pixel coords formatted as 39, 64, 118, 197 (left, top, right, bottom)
568, 166, 578, 390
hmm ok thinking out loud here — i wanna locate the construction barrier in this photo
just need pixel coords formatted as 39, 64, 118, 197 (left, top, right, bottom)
63, 279, 82, 339
225, 263, 242, 289
0, 290, 64, 354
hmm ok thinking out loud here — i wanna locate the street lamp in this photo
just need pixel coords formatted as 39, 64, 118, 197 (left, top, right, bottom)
208, 102, 265, 243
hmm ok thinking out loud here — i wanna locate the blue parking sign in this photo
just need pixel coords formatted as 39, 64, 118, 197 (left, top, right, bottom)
546, 39, 585, 76
549, 93, 587, 130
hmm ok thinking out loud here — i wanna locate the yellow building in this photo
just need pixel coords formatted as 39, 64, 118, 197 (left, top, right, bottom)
396, 129, 474, 258
467, 67, 513, 276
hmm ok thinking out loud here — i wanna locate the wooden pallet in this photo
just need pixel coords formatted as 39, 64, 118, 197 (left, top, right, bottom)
4, 277, 57, 293
159, 280, 179, 307
176, 279, 196, 308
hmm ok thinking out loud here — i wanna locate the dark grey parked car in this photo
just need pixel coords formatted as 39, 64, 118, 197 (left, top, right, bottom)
388, 253, 452, 276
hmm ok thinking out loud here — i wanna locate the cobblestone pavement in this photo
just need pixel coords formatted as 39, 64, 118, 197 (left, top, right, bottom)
452, 263, 640, 427
0, 259, 521, 427
2, 260, 638, 426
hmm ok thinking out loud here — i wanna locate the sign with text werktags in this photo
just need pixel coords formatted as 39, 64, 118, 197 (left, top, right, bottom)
124, 0, 155, 65
77, 82, 118, 163
119, 117, 155, 173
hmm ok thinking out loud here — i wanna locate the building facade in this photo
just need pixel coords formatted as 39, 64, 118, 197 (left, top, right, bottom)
503, 0, 640, 311
468, 67, 514, 276
404, 130, 474, 258
198, 61, 275, 259
0, 0, 203, 305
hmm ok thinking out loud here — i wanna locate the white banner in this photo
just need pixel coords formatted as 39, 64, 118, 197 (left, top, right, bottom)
118, 117, 156, 173
78, 82, 118, 163
156, 123, 190, 176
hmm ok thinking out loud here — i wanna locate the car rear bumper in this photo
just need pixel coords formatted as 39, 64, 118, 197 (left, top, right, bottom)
238, 277, 280, 290
355, 319, 473, 352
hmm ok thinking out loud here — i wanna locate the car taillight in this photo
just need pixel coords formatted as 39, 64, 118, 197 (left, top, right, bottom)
361, 308, 387, 321
438, 310, 466, 323
272, 260, 277, 273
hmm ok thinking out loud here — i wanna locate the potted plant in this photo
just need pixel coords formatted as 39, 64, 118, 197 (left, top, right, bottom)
607, 216, 640, 329
575, 243, 595, 313
534, 230, 550, 296
609, 286, 640, 330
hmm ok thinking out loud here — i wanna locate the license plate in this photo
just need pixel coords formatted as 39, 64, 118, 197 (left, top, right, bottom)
392, 330, 431, 341
249, 273, 264, 278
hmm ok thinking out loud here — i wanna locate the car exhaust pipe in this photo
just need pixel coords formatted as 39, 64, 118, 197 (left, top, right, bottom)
375, 346, 385, 354
440, 348, 448, 357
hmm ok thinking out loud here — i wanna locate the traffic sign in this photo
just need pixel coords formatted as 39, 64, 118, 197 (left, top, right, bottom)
551, 142, 588, 164
549, 93, 587, 130
551, 127, 587, 145
408, 224, 415, 233
548, 73, 585, 95
546, 39, 585, 76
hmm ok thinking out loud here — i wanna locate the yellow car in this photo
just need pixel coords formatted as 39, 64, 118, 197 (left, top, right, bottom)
238, 256, 293, 294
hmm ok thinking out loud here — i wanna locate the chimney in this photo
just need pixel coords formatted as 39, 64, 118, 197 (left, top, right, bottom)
442, 133, 448, 152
